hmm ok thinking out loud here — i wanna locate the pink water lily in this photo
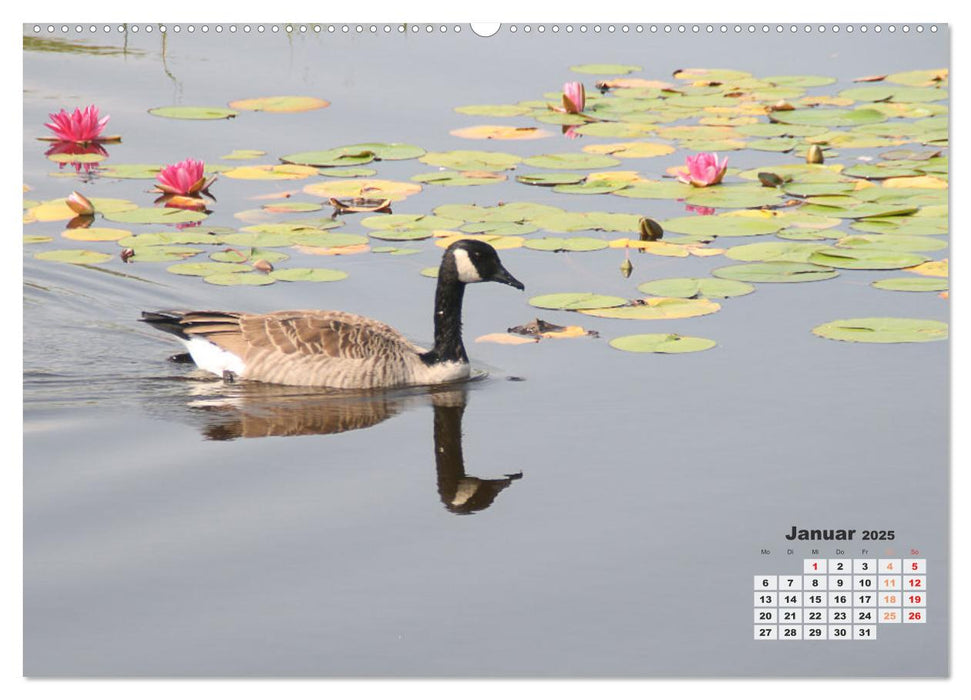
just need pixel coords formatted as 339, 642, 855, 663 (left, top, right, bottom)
44, 105, 110, 143
676, 152, 728, 187
562, 81, 586, 114
155, 158, 215, 196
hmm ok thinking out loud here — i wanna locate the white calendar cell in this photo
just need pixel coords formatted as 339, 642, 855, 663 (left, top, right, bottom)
780, 608, 802, 624
904, 576, 925, 591
828, 608, 851, 624
755, 609, 777, 624
804, 625, 826, 640
803, 575, 827, 591
755, 575, 777, 590
904, 610, 926, 624
904, 592, 926, 608
853, 559, 876, 574
754, 592, 776, 607
778, 576, 801, 591
904, 559, 927, 574
880, 608, 902, 624
804, 609, 826, 624
854, 625, 877, 640
804, 593, 827, 607
879, 575, 901, 590
828, 559, 851, 574
779, 591, 803, 607
855, 592, 876, 607
829, 591, 852, 607
854, 575, 876, 590
829, 575, 851, 590
880, 592, 900, 606
804, 559, 827, 574
755, 626, 777, 640
828, 625, 851, 640
779, 626, 802, 640
855, 609, 876, 623
879, 558, 901, 574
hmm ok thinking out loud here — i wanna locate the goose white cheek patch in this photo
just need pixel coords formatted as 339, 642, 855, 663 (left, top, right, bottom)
452, 249, 482, 283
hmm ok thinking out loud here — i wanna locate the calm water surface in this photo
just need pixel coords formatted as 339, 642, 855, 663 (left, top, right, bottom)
23, 26, 949, 676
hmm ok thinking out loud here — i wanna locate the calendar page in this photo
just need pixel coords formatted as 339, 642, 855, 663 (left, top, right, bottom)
22, 21, 949, 678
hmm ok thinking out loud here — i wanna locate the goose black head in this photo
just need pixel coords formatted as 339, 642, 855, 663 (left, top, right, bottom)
444, 239, 525, 290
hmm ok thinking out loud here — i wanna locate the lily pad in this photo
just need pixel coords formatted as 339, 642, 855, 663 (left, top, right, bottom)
517, 172, 586, 186
524, 237, 608, 252
268, 268, 348, 282
339, 143, 426, 160
95, 163, 163, 179
366, 229, 434, 242
117, 231, 224, 247
122, 246, 203, 262
281, 148, 376, 168
451, 125, 552, 140
872, 277, 949, 292
34, 249, 112, 264
104, 208, 208, 225
609, 333, 716, 354
684, 186, 783, 209
210, 248, 291, 264
455, 104, 531, 117
571, 63, 641, 75
582, 142, 675, 159
662, 215, 783, 238
419, 150, 521, 172
361, 214, 463, 231
580, 297, 721, 320
636, 278, 754, 299
807, 247, 928, 270
712, 262, 839, 283
168, 261, 251, 276
318, 167, 378, 178
24, 235, 52, 244
412, 171, 507, 186
885, 69, 948, 87
528, 293, 628, 310
304, 179, 423, 202
835, 234, 947, 253
222, 164, 320, 181
228, 96, 330, 112
148, 106, 238, 120
613, 180, 695, 200
61, 227, 131, 242
460, 221, 537, 236
28, 197, 138, 222
812, 317, 947, 343
204, 271, 276, 286
221, 149, 267, 160
769, 108, 887, 127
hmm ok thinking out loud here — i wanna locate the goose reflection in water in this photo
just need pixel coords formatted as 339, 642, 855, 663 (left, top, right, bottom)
179, 378, 522, 515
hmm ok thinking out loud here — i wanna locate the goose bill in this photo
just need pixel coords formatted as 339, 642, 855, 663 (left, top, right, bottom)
491, 266, 524, 290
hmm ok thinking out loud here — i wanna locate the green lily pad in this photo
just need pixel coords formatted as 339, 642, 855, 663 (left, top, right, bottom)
813, 317, 947, 343
764, 74, 837, 88
843, 164, 924, 179
168, 261, 251, 276
241, 220, 342, 234
725, 241, 824, 263
609, 333, 716, 354
736, 123, 829, 138
419, 150, 521, 172
783, 182, 860, 197
798, 202, 920, 219
531, 211, 640, 233
262, 201, 323, 213
613, 180, 696, 200
122, 246, 203, 262
571, 63, 641, 75
553, 182, 625, 195
835, 234, 947, 253
662, 215, 783, 238
117, 231, 224, 247
280, 148, 375, 167
872, 277, 949, 292
770, 108, 887, 127
636, 277, 754, 299
523, 153, 621, 170
684, 186, 784, 209
366, 229, 433, 241
221, 149, 266, 160
420, 267, 439, 278
516, 172, 586, 186
96, 163, 163, 179
885, 69, 948, 87
148, 106, 238, 120
221, 233, 296, 248
24, 235, 52, 244
34, 249, 112, 264
528, 292, 628, 310
524, 237, 608, 252
318, 167, 378, 178
580, 297, 721, 320
713, 261, 839, 283
850, 218, 948, 236
807, 247, 929, 270
209, 248, 291, 264
103, 208, 208, 225
574, 122, 657, 138
339, 142, 426, 160
204, 271, 276, 286
746, 138, 798, 153
455, 104, 531, 117
411, 171, 505, 187
361, 214, 463, 231
460, 221, 538, 236
289, 232, 370, 248
268, 268, 348, 282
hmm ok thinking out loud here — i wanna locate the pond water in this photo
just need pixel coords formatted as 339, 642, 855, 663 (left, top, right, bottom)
23, 25, 949, 676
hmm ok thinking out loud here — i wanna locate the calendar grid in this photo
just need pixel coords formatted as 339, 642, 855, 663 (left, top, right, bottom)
754, 558, 926, 640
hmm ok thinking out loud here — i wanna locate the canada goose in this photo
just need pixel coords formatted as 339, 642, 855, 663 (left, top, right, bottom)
141, 239, 524, 389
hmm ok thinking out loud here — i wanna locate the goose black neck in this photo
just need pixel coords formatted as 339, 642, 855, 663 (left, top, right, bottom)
421, 274, 467, 365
